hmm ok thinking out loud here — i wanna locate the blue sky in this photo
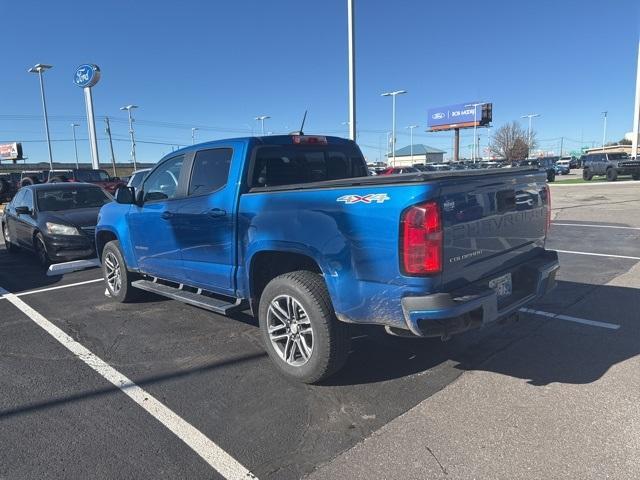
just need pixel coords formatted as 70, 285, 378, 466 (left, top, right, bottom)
1, 0, 639, 164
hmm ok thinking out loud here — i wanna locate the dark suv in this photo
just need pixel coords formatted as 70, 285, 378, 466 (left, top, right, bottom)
519, 158, 556, 182
582, 152, 640, 181
0, 173, 20, 201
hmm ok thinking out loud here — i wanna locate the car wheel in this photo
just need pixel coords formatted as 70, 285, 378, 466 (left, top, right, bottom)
20, 177, 35, 187
258, 270, 350, 384
547, 171, 556, 182
583, 169, 593, 181
606, 168, 617, 182
102, 240, 140, 302
2, 222, 18, 253
34, 233, 50, 267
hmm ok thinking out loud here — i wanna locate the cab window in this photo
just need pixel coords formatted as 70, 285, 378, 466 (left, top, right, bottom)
188, 148, 232, 196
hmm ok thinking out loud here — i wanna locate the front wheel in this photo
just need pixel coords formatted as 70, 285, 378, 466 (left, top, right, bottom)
547, 171, 556, 182
34, 233, 50, 267
102, 240, 139, 302
258, 271, 350, 384
583, 169, 593, 181
606, 168, 617, 182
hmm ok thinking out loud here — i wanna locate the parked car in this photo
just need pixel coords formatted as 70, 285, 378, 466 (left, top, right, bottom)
1, 183, 112, 266
96, 134, 558, 383
582, 152, 640, 181
560, 156, 578, 169
520, 158, 556, 182
555, 159, 571, 175
20, 170, 49, 187
378, 166, 420, 175
47, 168, 126, 194
126, 168, 152, 192
0, 173, 20, 201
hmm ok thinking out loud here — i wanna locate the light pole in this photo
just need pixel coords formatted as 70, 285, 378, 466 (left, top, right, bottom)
521, 113, 540, 158
347, 0, 356, 141
120, 105, 138, 170
71, 123, 80, 169
254, 115, 270, 136
602, 111, 608, 152
28, 63, 54, 169
381, 90, 407, 166
406, 125, 419, 163
466, 102, 486, 162
191, 127, 199, 145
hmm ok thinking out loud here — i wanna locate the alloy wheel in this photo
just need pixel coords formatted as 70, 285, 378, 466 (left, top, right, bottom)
267, 294, 314, 366
104, 251, 122, 295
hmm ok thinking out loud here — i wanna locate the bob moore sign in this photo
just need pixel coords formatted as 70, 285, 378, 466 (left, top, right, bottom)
427, 102, 492, 131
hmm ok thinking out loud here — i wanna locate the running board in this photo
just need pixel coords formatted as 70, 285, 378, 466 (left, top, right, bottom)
131, 279, 246, 315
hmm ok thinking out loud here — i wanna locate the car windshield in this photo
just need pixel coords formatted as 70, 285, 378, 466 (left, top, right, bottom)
75, 170, 111, 182
37, 187, 111, 211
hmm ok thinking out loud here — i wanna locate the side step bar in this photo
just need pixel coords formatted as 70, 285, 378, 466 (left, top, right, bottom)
131, 279, 247, 315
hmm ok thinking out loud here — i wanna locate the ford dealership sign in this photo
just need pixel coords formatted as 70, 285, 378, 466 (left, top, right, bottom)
427, 102, 492, 131
74, 64, 101, 88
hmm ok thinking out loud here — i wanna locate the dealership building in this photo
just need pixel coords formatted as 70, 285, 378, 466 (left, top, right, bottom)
386, 144, 446, 166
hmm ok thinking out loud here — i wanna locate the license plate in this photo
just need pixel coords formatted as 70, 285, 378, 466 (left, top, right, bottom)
489, 273, 512, 298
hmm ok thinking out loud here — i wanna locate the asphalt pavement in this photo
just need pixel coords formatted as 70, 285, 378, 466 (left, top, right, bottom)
1, 180, 639, 479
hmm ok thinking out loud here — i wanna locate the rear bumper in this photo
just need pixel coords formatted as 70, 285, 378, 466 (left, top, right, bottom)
400, 250, 559, 337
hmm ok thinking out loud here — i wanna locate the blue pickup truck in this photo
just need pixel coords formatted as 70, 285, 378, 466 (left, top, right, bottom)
96, 134, 558, 383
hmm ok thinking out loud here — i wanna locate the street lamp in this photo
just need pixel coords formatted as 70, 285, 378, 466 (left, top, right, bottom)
28, 63, 54, 169
466, 102, 487, 162
406, 125, 419, 163
381, 90, 407, 166
71, 123, 80, 168
602, 111, 608, 152
521, 113, 540, 158
254, 115, 270, 136
191, 127, 199, 145
120, 105, 139, 170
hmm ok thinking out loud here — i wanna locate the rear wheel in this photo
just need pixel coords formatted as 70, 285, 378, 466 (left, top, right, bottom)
102, 240, 139, 302
606, 168, 617, 182
2, 222, 18, 253
547, 170, 556, 182
583, 169, 593, 181
258, 270, 350, 383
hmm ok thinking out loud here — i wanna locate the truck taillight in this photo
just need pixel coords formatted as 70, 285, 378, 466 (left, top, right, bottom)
291, 135, 327, 145
400, 201, 442, 275
545, 187, 551, 235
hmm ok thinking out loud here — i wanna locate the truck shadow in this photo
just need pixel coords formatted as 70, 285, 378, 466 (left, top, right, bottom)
321, 280, 639, 387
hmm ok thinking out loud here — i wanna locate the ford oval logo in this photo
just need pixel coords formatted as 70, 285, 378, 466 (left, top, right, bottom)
74, 64, 101, 88
432, 112, 445, 120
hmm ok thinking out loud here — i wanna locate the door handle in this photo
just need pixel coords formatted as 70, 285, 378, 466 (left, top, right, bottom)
208, 208, 227, 218
161, 211, 175, 220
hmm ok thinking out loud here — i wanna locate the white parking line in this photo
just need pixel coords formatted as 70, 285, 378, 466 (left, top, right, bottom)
552, 223, 640, 230
554, 249, 640, 261
16, 278, 103, 297
0, 286, 256, 480
519, 308, 620, 330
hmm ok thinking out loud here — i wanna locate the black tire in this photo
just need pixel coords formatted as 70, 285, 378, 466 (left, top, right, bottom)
606, 168, 617, 182
2, 222, 18, 253
258, 270, 350, 384
583, 169, 593, 181
34, 232, 50, 267
102, 240, 140, 302
547, 171, 556, 182
20, 177, 35, 187
632, 173, 640, 181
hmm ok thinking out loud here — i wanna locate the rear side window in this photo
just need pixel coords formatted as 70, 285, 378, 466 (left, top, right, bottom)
188, 148, 233, 196
251, 145, 367, 188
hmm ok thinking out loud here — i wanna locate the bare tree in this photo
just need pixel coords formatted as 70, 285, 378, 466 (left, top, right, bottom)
489, 121, 536, 160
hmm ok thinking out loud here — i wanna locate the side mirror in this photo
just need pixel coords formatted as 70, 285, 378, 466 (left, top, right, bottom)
15, 206, 31, 215
115, 186, 135, 204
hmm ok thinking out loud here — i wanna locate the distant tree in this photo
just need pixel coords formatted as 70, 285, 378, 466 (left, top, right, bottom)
489, 121, 535, 160
619, 138, 632, 145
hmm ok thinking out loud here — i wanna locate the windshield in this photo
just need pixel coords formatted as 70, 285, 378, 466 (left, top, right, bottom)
37, 187, 112, 212
75, 170, 111, 182
251, 144, 368, 187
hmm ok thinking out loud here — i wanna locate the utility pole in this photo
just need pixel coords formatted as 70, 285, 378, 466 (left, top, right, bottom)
559, 136, 564, 158
632, 39, 640, 159
347, 0, 356, 141
121, 105, 138, 170
602, 111, 608, 152
104, 117, 117, 177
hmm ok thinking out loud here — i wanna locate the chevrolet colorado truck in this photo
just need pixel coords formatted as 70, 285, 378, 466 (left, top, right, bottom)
96, 134, 559, 383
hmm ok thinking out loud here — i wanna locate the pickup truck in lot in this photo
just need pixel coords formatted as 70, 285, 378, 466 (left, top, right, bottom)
96, 134, 559, 383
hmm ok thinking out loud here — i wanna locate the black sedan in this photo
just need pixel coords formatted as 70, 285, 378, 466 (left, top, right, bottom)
1, 183, 112, 266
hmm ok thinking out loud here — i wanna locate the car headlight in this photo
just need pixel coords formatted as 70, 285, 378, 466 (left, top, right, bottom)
45, 222, 81, 236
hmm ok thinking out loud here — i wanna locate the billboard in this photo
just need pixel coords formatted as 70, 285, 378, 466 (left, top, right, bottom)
0, 142, 23, 162
427, 102, 492, 131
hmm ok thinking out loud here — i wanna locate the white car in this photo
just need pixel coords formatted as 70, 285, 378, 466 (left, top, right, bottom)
126, 168, 151, 191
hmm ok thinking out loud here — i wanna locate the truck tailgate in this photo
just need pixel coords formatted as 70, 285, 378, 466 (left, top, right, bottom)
438, 170, 549, 290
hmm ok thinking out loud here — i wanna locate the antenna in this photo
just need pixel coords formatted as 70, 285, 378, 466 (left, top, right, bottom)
299, 110, 308, 135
